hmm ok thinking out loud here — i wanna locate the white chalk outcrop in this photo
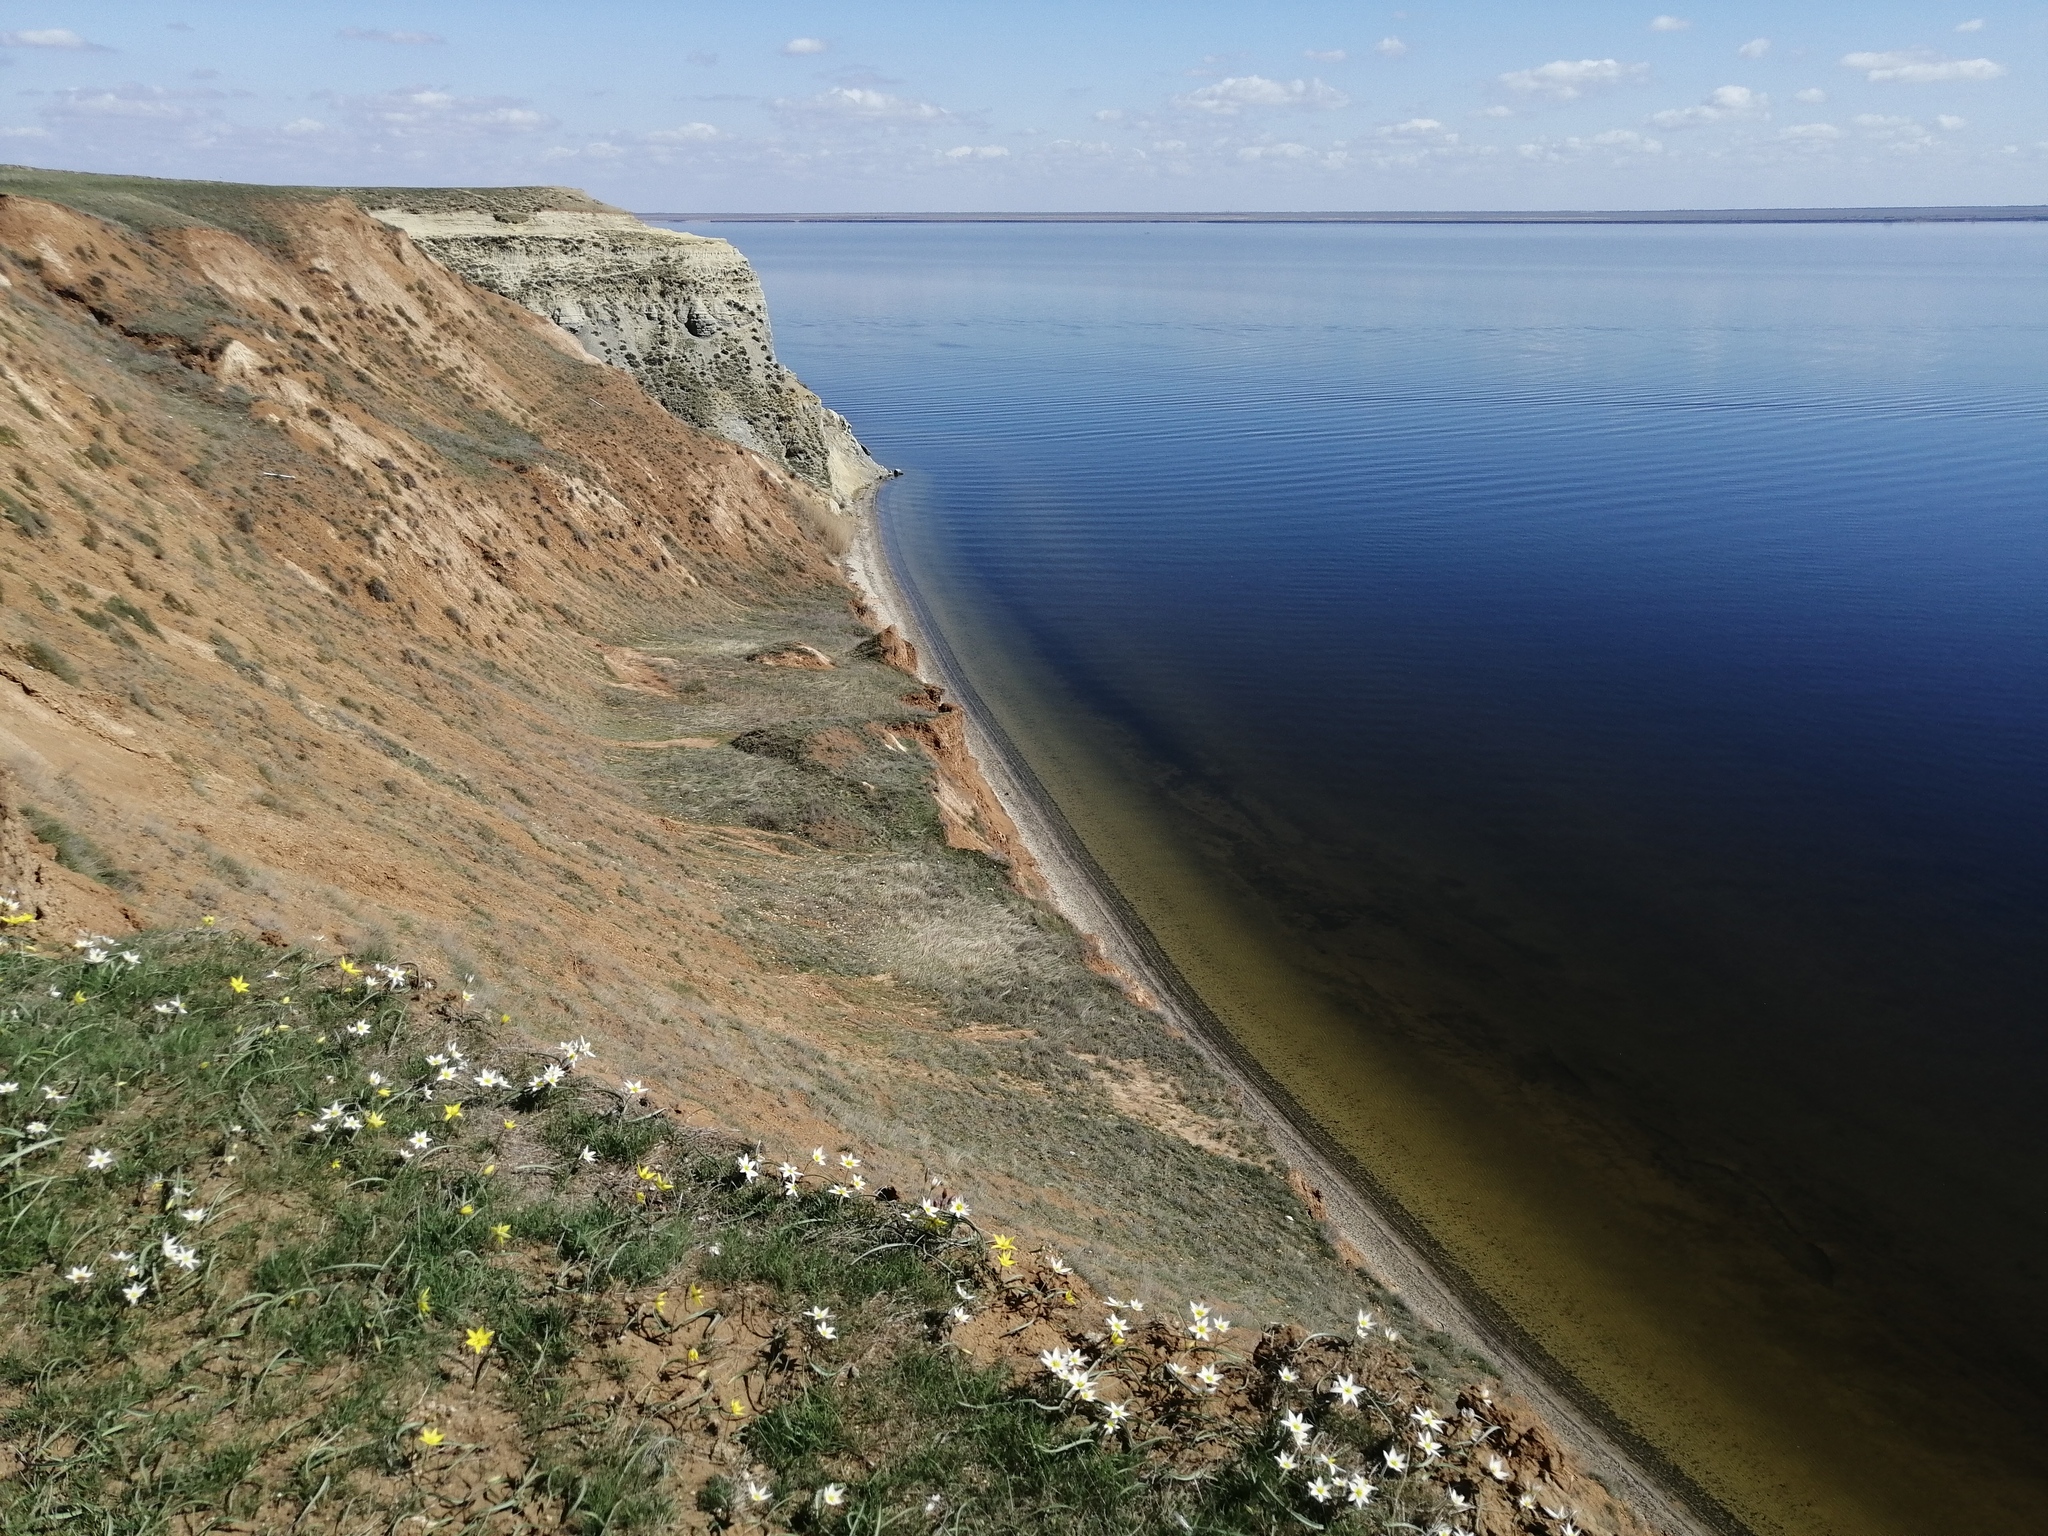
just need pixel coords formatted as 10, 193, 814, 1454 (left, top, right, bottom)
369, 200, 885, 507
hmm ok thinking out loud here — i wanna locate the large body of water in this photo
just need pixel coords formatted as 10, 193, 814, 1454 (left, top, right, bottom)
677, 220, 2048, 1535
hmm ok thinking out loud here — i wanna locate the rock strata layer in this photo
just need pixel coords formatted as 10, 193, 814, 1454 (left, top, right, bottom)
371, 201, 885, 506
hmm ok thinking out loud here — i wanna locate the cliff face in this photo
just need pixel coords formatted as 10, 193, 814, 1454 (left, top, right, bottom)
369, 204, 886, 509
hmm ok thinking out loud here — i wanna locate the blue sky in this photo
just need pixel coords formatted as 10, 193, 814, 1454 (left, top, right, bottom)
2, 3, 2041, 209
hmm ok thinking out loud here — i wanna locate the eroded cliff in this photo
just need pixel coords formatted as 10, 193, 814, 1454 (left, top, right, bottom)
365, 193, 885, 510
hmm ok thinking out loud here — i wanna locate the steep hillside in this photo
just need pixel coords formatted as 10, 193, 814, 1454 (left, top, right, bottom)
0, 169, 1663, 1536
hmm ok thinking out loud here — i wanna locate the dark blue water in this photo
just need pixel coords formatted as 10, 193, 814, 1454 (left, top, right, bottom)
675, 221, 2048, 1533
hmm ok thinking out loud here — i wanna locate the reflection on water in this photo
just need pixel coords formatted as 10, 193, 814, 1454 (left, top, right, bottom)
681, 220, 2048, 1536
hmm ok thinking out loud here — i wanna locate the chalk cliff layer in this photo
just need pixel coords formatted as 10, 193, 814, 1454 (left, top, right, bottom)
370, 200, 885, 507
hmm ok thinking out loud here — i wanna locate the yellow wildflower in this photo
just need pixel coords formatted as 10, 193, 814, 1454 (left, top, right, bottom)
201, 915, 216, 927
228, 976, 249, 994
688, 1282, 705, 1305
727, 1399, 747, 1418
338, 958, 361, 976
366, 1111, 387, 1129
465, 1327, 494, 1356
501, 1118, 517, 1130
491, 1223, 511, 1246
481, 1163, 496, 1176
418, 1427, 444, 1447
991, 1235, 1016, 1252
459, 1203, 474, 1216
654, 1290, 668, 1314
996, 1253, 1016, 1269
417, 1288, 433, 1317
71, 991, 86, 1004
2, 913, 35, 925
443, 1102, 463, 1122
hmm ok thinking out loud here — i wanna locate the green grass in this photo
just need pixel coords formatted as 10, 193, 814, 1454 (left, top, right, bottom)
0, 924, 1524, 1535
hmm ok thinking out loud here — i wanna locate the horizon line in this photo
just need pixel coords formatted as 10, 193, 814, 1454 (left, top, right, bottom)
639, 204, 2048, 226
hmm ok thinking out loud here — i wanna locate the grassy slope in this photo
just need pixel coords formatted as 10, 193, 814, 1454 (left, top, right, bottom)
1, 928, 1550, 1535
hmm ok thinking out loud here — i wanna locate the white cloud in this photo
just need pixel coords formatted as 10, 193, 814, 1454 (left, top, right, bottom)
1841, 50, 2006, 83
1650, 84, 1769, 127
1375, 37, 1408, 58
942, 144, 1008, 159
1847, 113, 1944, 152
1499, 59, 1647, 101
1587, 128, 1660, 150
43, 85, 207, 123
281, 117, 325, 135
1795, 87, 1827, 103
1737, 38, 1771, 60
1936, 113, 1967, 130
1518, 127, 1663, 161
1093, 108, 1123, 122
342, 88, 556, 138
1780, 122, 1841, 141
1176, 75, 1349, 114
338, 29, 445, 45
779, 86, 946, 121
0, 124, 52, 138
1382, 118, 1446, 137
1305, 49, 1346, 63
1479, 104, 1515, 118
2, 27, 108, 50
645, 122, 722, 142
1650, 16, 1691, 31
782, 37, 827, 55
1955, 19, 1985, 33
1237, 141, 1313, 161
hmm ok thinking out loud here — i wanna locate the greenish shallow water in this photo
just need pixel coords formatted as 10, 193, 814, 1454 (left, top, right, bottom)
677, 219, 2048, 1536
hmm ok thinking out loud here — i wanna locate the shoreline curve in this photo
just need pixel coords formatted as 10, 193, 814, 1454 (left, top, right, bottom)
842, 482, 1745, 1536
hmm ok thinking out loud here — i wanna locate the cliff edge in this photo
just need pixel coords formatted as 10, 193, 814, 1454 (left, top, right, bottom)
366, 197, 886, 509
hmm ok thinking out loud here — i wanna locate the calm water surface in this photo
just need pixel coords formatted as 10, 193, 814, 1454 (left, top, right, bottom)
678, 222, 2048, 1535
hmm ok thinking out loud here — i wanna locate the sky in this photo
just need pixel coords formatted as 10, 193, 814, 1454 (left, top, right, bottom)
1, 3, 2042, 210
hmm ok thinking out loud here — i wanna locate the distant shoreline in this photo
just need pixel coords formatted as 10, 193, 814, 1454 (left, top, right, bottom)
645, 205, 2048, 226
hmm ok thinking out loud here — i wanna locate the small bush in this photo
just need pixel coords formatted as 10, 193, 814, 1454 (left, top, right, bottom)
19, 805, 137, 890
18, 640, 78, 684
